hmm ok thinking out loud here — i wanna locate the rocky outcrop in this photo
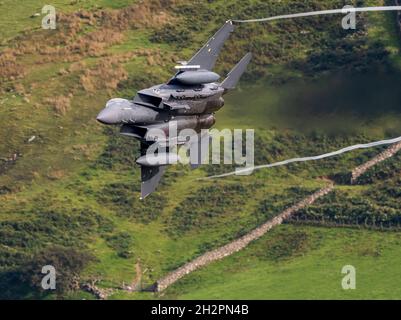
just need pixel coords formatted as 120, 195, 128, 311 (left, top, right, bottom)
155, 183, 334, 292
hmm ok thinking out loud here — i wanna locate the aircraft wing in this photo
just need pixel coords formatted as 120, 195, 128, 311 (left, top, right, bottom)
187, 20, 235, 71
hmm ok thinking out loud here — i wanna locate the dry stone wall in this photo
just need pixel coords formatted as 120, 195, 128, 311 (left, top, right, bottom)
155, 138, 401, 292
155, 184, 334, 292
351, 141, 401, 183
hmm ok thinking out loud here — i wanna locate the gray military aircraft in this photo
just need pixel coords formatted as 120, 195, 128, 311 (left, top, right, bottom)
96, 21, 251, 198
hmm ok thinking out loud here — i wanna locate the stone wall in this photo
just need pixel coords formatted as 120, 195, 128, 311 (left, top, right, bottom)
155, 138, 401, 293
155, 183, 334, 292
351, 141, 401, 183
81, 281, 114, 300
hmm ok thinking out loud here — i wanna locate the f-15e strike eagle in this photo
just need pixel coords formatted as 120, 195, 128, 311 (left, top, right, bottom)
96, 21, 251, 198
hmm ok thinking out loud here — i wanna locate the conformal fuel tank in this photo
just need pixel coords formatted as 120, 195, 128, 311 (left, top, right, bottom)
175, 70, 220, 85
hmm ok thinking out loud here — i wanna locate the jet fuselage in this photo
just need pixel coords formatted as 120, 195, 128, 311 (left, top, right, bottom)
97, 83, 224, 126
95, 20, 252, 198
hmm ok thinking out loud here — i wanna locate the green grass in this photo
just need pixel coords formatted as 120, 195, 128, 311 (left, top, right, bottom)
165, 225, 401, 300
0, 0, 138, 41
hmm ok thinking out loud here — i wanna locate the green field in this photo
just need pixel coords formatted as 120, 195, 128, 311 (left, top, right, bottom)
166, 225, 401, 300
1, 0, 401, 300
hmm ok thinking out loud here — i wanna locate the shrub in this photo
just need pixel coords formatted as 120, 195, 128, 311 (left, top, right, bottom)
105, 232, 134, 259
20, 246, 95, 296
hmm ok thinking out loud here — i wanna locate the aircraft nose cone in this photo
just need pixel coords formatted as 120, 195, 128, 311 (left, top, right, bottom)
96, 108, 120, 125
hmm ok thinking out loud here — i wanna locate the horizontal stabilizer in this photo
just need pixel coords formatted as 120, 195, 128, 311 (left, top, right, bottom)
221, 52, 252, 90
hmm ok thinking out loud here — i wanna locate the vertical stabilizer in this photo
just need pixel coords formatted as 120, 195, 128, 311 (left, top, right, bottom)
221, 52, 252, 90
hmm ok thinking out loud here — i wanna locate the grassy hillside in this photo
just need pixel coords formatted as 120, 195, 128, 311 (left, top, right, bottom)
165, 225, 401, 300
0, 0, 401, 299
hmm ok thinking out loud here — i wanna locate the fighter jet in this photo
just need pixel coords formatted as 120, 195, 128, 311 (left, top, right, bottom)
96, 21, 252, 198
